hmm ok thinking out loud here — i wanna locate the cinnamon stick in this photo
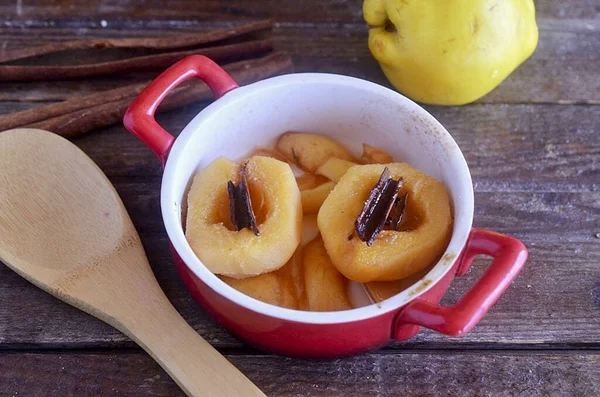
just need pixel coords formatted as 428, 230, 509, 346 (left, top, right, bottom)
0, 84, 148, 131
0, 39, 273, 81
227, 164, 260, 236
0, 20, 272, 63
355, 168, 404, 246
23, 52, 293, 138
385, 192, 408, 230
0, 39, 273, 129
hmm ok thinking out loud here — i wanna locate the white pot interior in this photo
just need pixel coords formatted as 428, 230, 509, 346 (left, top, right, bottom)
162, 73, 474, 324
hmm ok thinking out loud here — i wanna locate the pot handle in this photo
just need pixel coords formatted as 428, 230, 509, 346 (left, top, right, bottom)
123, 55, 239, 166
395, 228, 528, 337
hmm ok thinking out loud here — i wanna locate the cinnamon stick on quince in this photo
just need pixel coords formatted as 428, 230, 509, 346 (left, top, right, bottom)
227, 164, 260, 236
355, 167, 406, 246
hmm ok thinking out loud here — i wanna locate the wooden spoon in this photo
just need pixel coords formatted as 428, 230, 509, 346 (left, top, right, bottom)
0, 128, 266, 397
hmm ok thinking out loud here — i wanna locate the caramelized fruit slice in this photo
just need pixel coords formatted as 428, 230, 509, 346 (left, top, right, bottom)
359, 143, 393, 164
221, 251, 304, 309
247, 147, 288, 162
301, 181, 336, 214
317, 163, 452, 283
301, 214, 320, 246
186, 156, 302, 278
296, 174, 330, 191
221, 271, 297, 309
303, 236, 352, 311
277, 132, 355, 173
316, 157, 356, 182
366, 265, 433, 302
222, 229, 353, 312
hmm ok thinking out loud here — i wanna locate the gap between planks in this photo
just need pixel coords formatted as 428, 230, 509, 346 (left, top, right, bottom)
0, 17, 598, 32
0, 345, 599, 355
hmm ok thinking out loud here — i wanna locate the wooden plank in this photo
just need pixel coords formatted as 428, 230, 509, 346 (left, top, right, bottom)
0, 0, 597, 21
1, 102, 595, 192
1, 231, 598, 348
0, 19, 598, 103
0, 350, 598, 396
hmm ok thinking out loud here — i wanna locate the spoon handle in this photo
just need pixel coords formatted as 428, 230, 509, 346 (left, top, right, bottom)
118, 294, 266, 397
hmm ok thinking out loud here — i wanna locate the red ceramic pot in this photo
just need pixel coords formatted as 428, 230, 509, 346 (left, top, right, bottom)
123, 55, 528, 358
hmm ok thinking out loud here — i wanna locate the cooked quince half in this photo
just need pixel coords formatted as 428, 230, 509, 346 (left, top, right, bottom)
318, 163, 452, 283
186, 156, 302, 278
303, 236, 352, 311
277, 132, 355, 173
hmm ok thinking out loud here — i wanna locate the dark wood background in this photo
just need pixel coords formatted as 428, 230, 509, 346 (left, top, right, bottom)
0, 0, 598, 395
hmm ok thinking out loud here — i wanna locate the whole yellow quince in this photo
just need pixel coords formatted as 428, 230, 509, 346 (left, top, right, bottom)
364, 0, 538, 105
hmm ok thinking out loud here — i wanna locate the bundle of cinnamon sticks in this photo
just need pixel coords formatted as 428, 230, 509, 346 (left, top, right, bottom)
0, 20, 293, 138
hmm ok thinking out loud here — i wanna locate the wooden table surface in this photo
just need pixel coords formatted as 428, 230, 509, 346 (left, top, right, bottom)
0, 1, 598, 396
